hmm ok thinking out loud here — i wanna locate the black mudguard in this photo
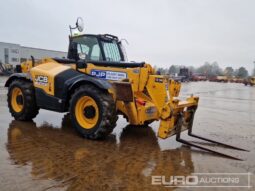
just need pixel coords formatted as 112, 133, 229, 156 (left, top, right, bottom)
5, 73, 32, 87
42, 69, 112, 112
54, 69, 111, 99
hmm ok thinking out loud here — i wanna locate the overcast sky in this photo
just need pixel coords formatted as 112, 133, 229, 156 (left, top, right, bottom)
0, 0, 254, 73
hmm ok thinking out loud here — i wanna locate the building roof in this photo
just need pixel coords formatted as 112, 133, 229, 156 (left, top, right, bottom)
0, 41, 20, 46
0, 41, 66, 54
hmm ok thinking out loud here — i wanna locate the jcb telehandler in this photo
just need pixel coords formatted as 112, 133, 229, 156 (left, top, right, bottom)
5, 18, 247, 160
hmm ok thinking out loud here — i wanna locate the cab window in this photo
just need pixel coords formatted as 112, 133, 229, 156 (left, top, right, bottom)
72, 36, 103, 61
90, 44, 101, 61
102, 41, 121, 62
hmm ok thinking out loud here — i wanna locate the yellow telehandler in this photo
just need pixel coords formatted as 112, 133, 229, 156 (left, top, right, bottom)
5, 18, 247, 160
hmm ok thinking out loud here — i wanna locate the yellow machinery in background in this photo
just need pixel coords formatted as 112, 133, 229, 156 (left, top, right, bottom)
244, 77, 255, 86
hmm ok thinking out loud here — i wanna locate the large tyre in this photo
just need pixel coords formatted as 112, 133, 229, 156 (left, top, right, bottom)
7, 80, 39, 120
69, 84, 118, 139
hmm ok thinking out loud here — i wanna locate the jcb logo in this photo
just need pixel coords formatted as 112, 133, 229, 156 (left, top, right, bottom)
35, 75, 48, 86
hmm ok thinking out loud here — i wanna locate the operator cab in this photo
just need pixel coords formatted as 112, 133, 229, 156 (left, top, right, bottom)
64, 33, 144, 68
68, 34, 127, 62
55, 17, 144, 68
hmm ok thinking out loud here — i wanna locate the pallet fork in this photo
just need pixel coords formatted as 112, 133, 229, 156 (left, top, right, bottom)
175, 110, 249, 161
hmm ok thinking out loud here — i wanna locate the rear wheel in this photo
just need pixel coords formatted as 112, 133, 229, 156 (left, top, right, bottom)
7, 80, 39, 120
69, 84, 117, 139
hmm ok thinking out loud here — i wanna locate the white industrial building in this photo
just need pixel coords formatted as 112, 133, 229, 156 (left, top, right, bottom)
0, 42, 67, 66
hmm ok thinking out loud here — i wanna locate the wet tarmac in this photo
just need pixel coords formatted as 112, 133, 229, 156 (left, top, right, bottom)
0, 76, 254, 191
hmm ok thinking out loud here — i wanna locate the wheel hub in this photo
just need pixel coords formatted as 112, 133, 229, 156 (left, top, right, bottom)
83, 106, 96, 119
16, 95, 23, 105
75, 95, 99, 129
11, 87, 24, 113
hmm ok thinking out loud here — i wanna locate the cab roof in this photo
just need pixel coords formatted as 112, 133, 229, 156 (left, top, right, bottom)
71, 34, 119, 41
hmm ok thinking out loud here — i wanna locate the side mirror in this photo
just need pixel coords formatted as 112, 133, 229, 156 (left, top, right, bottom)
76, 17, 84, 32
69, 17, 84, 36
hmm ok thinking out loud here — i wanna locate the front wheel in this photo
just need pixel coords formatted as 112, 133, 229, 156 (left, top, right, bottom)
69, 85, 118, 139
7, 80, 39, 120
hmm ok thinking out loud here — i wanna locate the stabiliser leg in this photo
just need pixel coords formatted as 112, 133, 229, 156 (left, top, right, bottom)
175, 112, 248, 161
